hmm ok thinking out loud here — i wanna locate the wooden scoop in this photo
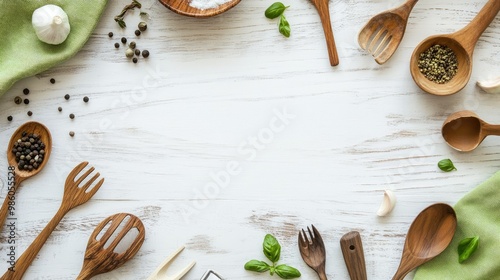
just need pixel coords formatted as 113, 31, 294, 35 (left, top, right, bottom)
76, 213, 145, 280
410, 0, 500, 96
358, 0, 419, 64
442, 110, 500, 152
392, 203, 457, 280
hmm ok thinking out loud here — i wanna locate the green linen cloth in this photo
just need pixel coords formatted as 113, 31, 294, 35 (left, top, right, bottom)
414, 171, 500, 280
0, 0, 108, 96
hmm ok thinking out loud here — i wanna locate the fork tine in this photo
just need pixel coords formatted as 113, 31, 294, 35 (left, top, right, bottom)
85, 178, 105, 198
311, 225, 325, 246
75, 166, 95, 186
374, 35, 392, 57
81, 172, 100, 190
67, 162, 88, 184
368, 29, 387, 53
302, 229, 310, 244
298, 230, 306, 248
307, 226, 314, 241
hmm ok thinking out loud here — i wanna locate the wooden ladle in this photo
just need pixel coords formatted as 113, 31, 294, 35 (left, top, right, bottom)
442, 110, 500, 152
76, 213, 145, 279
392, 203, 457, 280
410, 0, 500, 96
0, 122, 51, 233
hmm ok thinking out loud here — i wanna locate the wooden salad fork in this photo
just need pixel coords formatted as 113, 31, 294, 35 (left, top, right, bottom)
298, 225, 328, 280
0, 162, 104, 280
309, 0, 339, 66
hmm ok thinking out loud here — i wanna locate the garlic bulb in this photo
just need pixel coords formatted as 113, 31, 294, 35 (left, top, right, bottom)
32, 5, 71, 45
376, 190, 396, 216
477, 76, 500, 94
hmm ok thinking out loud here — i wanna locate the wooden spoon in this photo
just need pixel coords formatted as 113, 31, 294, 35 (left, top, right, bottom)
158, 0, 241, 17
392, 203, 457, 280
309, 0, 339, 66
410, 0, 500, 96
0, 122, 51, 235
358, 0, 419, 64
340, 231, 367, 280
76, 213, 145, 280
0, 162, 104, 280
442, 110, 500, 152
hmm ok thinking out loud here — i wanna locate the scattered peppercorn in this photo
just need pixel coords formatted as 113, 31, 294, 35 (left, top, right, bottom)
58, 107, 62, 112
126, 48, 134, 59
23, 88, 30, 95
64, 94, 70, 100
108, 32, 114, 38
114, 42, 120, 48
133, 58, 138, 63
69, 131, 75, 137
50, 78, 55, 84
83, 96, 89, 102
14, 96, 23, 104
7, 116, 13, 121
27, 111, 33, 116
142, 50, 149, 58
138, 22, 147, 32
135, 49, 141, 56
135, 29, 141, 36
121, 37, 127, 44
11, 132, 46, 171
418, 44, 458, 84
129, 41, 136, 49
69, 113, 75, 119
24, 99, 29, 105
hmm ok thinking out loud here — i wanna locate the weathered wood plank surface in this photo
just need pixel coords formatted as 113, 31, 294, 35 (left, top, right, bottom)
0, 0, 499, 279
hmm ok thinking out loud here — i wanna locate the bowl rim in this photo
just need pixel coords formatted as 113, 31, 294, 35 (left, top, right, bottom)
158, 0, 242, 18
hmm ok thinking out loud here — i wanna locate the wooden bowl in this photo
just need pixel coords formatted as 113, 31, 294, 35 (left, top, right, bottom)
158, 0, 241, 17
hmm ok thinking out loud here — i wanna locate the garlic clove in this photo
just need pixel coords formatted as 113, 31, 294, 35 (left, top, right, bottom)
477, 76, 500, 94
377, 190, 396, 216
32, 4, 71, 45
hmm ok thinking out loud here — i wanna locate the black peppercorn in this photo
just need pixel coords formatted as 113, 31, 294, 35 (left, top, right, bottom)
23, 88, 30, 95
50, 78, 55, 84
69, 113, 75, 119
133, 58, 138, 63
135, 49, 141, 56
64, 94, 70, 100
121, 37, 127, 44
142, 50, 149, 58
7, 116, 13, 121
114, 42, 120, 48
135, 29, 141, 36
138, 22, 147, 32
83, 96, 89, 102
27, 111, 33, 116
129, 41, 136, 49
69, 131, 75, 137
14, 96, 22, 104
11, 132, 46, 171
24, 99, 29, 105
108, 32, 113, 38
58, 107, 62, 112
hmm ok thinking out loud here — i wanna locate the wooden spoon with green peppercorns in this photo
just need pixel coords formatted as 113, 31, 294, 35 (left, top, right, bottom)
410, 0, 500, 96
0, 122, 52, 237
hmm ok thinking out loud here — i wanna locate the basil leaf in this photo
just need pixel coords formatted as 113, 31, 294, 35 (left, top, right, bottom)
265, 2, 288, 19
263, 234, 281, 263
274, 264, 301, 279
438, 159, 457, 172
244, 260, 271, 272
279, 15, 291, 38
458, 236, 479, 263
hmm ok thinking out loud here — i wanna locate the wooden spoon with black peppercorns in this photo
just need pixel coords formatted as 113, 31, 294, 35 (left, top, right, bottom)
0, 122, 52, 237
410, 0, 500, 96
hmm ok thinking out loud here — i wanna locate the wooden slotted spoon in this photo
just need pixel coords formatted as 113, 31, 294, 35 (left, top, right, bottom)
0, 161, 104, 280
76, 213, 146, 280
358, 0, 419, 64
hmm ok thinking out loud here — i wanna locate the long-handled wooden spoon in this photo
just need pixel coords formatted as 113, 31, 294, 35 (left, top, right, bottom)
410, 0, 500, 96
340, 231, 367, 280
0, 162, 104, 280
392, 203, 457, 280
0, 122, 52, 234
309, 0, 339, 66
76, 213, 145, 280
358, 0, 419, 64
442, 110, 500, 152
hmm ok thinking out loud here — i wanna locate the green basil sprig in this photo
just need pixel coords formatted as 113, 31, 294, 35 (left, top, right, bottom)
438, 159, 457, 172
265, 2, 291, 38
244, 234, 301, 279
458, 236, 479, 263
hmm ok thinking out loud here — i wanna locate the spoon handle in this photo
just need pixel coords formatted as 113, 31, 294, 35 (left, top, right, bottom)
0, 207, 68, 280
483, 124, 500, 136
392, 0, 419, 20
455, 0, 500, 54
340, 231, 367, 280
311, 0, 339, 66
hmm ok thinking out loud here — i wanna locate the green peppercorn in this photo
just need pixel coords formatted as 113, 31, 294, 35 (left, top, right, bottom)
135, 49, 141, 56
27, 111, 33, 116
125, 48, 134, 59
83, 96, 89, 102
64, 94, 70, 100
135, 29, 141, 36
108, 32, 113, 38
24, 99, 29, 105
50, 78, 55, 84
114, 42, 120, 48
14, 96, 22, 104
133, 57, 138, 64
121, 37, 127, 44
129, 41, 136, 49
138, 22, 147, 31
142, 50, 149, 58
23, 88, 30, 95
69, 113, 75, 119
7, 116, 12, 121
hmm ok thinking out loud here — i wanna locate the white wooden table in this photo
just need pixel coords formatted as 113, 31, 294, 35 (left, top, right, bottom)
0, 0, 499, 279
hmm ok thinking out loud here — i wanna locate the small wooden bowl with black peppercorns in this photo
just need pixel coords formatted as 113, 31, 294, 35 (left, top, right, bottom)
158, 0, 241, 17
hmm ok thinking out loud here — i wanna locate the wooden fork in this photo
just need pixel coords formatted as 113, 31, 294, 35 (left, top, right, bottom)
298, 225, 327, 280
0, 162, 104, 280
